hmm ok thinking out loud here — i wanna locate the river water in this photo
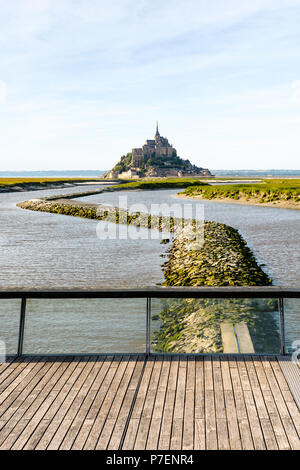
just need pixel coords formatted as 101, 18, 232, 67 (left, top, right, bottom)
0, 185, 299, 354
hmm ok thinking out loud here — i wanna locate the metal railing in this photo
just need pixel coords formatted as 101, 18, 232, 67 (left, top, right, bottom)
0, 287, 299, 357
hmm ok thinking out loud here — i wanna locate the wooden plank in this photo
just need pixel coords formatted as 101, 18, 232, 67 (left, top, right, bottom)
173, 363, 186, 420
194, 419, 205, 450
261, 389, 290, 450
0, 358, 77, 449
71, 419, 94, 450
0, 358, 16, 377
0, 358, 36, 401
0, 355, 298, 451
195, 356, 204, 419
230, 364, 248, 421
108, 358, 145, 450
0, 358, 64, 443
205, 389, 217, 450
223, 390, 242, 450
97, 358, 138, 450
84, 357, 117, 417
251, 356, 270, 391
204, 355, 213, 391
220, 322, 238, 353
120, 358, 154, 449
146, 358, 171, 450
0, 358, 60, 425
219, 358, 251, 451
280, 417, 300, 450
134, 359, 162, 450
170, 418, 183, 450
169, 359, 186, 450
182, 358, 195, 450
212, 357, 226, 419
131, 358, 155, 420
60, 357, 109, 450
236, 356, 251, 391
243, 390, 266, 450
121, 419, 139, 450
83, 357, 129, 450
238, 418, 254, 450
71, 357, 117, 449
199, 357, 213, 448
277, 356, 300, 410
245, 358, 269, 420
260, 357, 300, 449
220, 355, 232, 391
0, 359, 32, 390
29, 358, 99, 450
246, 357, 285, 449
134, 418, 151, 450
217, 418, 230, 450
261, 357, 298, 423
0, 359, 46, 420
157, 358, 179, 450
10, 357, 91, 450
260, 419, 278, 450
235, 323, 254, 353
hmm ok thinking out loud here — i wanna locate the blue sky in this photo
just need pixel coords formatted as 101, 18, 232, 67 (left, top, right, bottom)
0, 0, 300, 171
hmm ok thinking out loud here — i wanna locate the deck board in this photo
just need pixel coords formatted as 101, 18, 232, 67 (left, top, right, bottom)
0, 355, 299, 450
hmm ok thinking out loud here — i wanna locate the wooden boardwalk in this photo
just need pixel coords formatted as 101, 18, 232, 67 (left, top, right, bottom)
0, 355, 299, 450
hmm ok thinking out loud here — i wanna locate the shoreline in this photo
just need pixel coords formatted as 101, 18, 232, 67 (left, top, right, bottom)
176, 192, 300, 210
0, 180, 113, 194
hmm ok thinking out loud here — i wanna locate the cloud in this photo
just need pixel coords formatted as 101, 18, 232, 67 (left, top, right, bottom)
0, 0, 300, 170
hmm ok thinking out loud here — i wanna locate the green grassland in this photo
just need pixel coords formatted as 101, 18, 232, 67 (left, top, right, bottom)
0, 177, 101, 190
111, 177, 209, 190
0, 177, 99, 185
181, 179, 300, 203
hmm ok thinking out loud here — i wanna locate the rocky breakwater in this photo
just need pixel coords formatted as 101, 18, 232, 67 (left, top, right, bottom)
17, 197, 184, 232
153, 222, 280, 354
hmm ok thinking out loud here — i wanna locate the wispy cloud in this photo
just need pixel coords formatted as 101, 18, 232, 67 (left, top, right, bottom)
0, 0, 300, 169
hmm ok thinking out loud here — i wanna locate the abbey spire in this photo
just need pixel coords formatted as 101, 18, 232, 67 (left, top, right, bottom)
155, 121, 160, 137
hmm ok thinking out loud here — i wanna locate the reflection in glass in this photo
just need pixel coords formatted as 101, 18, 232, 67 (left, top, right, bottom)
151, 297, 280, 354
23, 298, 146, 354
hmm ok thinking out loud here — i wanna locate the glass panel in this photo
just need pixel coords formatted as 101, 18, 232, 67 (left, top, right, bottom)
23, 298, 146, 354
150, 297, 280, 354
0, 299, 21, 356
284, 298, 300, 354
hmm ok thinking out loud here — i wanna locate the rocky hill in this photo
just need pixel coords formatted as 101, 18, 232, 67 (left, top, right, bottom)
105, 125, 212, 179
105, 152, 212, 179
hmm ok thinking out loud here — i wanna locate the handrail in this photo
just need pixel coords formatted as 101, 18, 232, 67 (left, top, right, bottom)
0, 286, 299, 298
0, 287, 299, 357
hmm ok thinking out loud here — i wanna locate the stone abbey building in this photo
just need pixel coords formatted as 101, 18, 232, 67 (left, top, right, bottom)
105, 124, 212, 179
132, 123, 177, 167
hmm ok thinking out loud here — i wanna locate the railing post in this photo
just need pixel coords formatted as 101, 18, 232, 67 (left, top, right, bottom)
146, 297, 151, 356
279, 297, 286, 355
17, 296, 27, 357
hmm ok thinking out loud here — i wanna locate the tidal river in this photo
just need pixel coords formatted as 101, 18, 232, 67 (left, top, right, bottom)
0, 185, 299, 354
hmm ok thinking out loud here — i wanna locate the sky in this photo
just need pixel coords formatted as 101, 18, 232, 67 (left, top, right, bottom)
0, 0, 300, 171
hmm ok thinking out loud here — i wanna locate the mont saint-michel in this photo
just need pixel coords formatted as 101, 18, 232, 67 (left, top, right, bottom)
105, 124, 212, 179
